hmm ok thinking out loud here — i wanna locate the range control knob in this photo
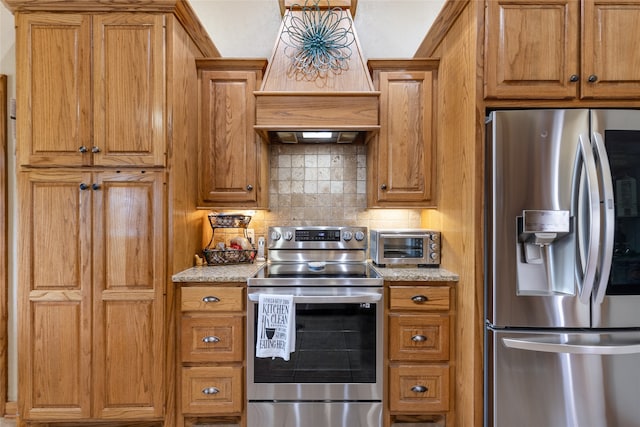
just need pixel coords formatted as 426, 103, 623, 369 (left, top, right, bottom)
270, 230, 282, 241
354, 231, 365, 241
283, 231, 294, 241
343, 231, 353, 241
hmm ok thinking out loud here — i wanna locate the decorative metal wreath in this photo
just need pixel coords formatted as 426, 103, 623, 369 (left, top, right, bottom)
280, 0, 356, 79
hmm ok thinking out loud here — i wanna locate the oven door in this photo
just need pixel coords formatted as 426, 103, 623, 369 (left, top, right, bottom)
247, 286, 383, 401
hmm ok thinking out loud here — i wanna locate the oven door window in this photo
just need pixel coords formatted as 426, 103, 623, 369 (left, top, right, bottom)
253, 302, 377, 383
382, 236, 424, 259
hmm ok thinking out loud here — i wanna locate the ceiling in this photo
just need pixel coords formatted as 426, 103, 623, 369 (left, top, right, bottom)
189, 0, 445, 59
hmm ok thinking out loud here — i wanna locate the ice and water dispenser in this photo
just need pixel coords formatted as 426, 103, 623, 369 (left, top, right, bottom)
516, 209, 576, 296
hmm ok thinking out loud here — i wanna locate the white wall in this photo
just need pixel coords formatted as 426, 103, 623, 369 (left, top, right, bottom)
0, 0, 444, 409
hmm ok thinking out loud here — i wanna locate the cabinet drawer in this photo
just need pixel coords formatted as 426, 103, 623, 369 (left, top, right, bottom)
389, 314, 449, 361
181, 314, 244, 362
389, 364, 450, 413
389, 286, 450, 311
181, 286, 244, 312
181, 366, 243, 415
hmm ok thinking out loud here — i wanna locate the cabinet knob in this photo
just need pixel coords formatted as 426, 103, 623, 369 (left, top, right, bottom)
411, 385, 428, 393
91, 146, 101, 153
202, 387, 220, 395
588, 74, 598, 83
78, 146, 88, 153
411, 295, 428, 303
202, 296, 220, 303
91, 183, 100, 191
202, 336, 220, 343
380, 184, 387, 190
569, 74, 579, 82
246, 184, 254, 191
411, 334, 427, 342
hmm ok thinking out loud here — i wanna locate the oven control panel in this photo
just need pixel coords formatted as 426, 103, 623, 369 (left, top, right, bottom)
268, 226, 368, 250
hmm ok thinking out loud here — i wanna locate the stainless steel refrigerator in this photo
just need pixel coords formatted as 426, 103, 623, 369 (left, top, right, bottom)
485, 109, 640, 427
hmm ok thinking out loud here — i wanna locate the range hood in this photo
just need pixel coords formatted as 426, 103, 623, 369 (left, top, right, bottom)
254, 0, 380, 144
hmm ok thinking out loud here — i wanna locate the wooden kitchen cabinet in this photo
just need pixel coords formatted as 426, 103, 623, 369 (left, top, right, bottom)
177, 284, 245, 426
367, 59, 438, 208
386, 282, 454, 427
16, 12, 166, 167
18, 169, 166, 421
197, 59, 269, 209
485, 0, 640, 99
8, 2, 216, 424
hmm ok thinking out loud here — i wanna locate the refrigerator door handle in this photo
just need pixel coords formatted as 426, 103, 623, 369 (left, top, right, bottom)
573, 134, 601, 303
503, 337, 640, 355
591, 131, 615, 305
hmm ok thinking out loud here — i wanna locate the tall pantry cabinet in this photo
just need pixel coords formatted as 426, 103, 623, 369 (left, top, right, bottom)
8, 1, 218, 425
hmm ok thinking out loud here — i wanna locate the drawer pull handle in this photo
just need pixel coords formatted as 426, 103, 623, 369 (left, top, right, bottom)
411, 334, 427, 342
411, 385, 428, 393
202, 387, 220, 395
202, 296, 220, 303
411, 295, 428, 303
202, 336, 220, 343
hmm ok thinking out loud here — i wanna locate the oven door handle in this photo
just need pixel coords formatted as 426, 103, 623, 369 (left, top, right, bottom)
248, 293, 382, 304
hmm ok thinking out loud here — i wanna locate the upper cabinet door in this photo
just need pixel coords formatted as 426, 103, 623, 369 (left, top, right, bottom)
372, 70, 435, 206
484, 0, 579, 99
582, 0, 640, 99
198, 69, 261, 207
93, 14, 166, 166
16, 14, 92, 167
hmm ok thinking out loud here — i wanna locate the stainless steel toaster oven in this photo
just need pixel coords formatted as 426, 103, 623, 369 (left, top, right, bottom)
370, 229, 440, 267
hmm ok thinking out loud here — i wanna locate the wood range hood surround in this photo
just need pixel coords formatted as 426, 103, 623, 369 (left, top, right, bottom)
255, 0, 380, 144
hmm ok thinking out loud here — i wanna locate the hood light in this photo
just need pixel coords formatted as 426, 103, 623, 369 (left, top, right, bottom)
273, 131, 362, 144
302, 131, 334, 139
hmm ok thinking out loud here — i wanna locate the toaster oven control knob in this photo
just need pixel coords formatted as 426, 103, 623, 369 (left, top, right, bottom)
430, 252, 439, 260
283, 231, 294, 241
354, 231, 365, 241
270, 230, 282, 241
430, 233, 440, 241
430, 243, 439, 250
342, 231, 353, 241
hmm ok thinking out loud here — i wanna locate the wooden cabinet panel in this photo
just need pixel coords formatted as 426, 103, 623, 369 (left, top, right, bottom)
19, 170, 166, 421
16, 13, 166, 168
93, 13, 166, 166
389, 314, 450, 362
485, 0, 640, 100
389, 286, 451, 311
485, 0, 579, 99
198, 66, 266, 207
181, 314, 244, 363
389, 364, 450, 413
386, 282, 454, 425
181, 286, 244, 312
181, 366, 243, 415
369, 69, 436, 206
16, 14, 91, 167
92, 171, 165, 419
582, 0, 640, 98
18, 171, 92, 420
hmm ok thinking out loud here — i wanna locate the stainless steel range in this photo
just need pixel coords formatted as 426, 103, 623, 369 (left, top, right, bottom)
247, 226, 383, 427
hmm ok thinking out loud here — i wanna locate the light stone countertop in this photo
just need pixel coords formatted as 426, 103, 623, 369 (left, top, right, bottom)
172, 261, 458, 283
369, 264, 459, 282
172, 262, 266, 283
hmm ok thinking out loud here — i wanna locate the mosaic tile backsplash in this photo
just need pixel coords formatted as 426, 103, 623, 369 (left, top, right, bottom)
206, 143, 423, 248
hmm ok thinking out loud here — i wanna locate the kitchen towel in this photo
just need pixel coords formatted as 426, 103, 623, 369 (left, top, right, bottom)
256, 294, 296, 361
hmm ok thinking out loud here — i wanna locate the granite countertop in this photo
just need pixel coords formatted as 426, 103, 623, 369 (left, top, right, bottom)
172, 262, 266, 283
368, 264, 459, 282
172, 261, 458, 283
